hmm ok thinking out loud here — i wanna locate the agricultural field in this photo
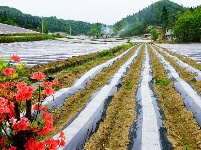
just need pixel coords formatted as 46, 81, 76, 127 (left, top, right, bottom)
29, 42, 201, 150
0, 39, 127, 67
2, 41, 201, 149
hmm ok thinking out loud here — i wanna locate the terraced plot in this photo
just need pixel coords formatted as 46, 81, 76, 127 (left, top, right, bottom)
31, 43, 201, 149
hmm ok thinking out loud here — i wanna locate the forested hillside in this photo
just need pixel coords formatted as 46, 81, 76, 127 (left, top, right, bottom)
113, 0, 188, 37
0, 6, 104, 35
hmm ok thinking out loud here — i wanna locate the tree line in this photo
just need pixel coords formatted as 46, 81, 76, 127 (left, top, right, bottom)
0, 6, 104, 36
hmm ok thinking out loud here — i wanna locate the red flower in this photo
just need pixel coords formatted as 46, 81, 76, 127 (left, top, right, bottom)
32, 104, 40, 111
2, 146, 17, 150
44, 86, 55, 96
31, 72, 46, 81
59, 131, 65, 138
52, 78, 58, 85
45, 139, 59, 150
11, 55, 21, 62
12, 117, 30, 133
15, 86, 33, 102
59, 139, 66, 147
24, 138, 45, 150
41, 106, 48, 112
0, 97, 15, 122
4, 82, 10, 89
16, 82, 27, 89
3, 68, 15, 76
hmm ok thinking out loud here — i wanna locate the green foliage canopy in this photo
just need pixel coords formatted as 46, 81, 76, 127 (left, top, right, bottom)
173, 6, 201, 42
150, 27, 158, 41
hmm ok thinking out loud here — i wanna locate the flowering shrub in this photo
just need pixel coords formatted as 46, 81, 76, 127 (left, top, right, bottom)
0, 56, 65, 149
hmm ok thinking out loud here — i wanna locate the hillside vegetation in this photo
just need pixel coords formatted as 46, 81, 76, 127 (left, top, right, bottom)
113, 0, 187, 37
173, 6, 201, 42
0, 6, 104, 36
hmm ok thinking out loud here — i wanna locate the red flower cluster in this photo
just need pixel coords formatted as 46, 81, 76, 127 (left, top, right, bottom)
31, 72, 46, 81
0, 55, 65, 149
15, 82, 34, 102
0, 97, 15, 122
11, 55, 21, 62
3, 68, 15, 76
24, 131, 65, 150
11, 117, 30, 133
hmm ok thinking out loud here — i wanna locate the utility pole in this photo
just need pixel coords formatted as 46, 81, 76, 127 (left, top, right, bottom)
42, 16, 44, 34
69, 25, 71, 36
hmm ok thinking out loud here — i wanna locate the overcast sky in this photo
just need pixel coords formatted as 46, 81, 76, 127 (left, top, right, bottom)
0, 0, 200, 25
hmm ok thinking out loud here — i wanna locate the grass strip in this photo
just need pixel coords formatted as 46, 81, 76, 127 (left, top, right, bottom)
148, 44, 201, 150
84, 45, 144, 150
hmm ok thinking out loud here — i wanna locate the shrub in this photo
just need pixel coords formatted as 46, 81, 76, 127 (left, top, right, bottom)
0, 55, 65, 149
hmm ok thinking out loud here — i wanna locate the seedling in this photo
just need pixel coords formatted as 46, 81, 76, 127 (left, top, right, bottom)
156, 78, 171, 86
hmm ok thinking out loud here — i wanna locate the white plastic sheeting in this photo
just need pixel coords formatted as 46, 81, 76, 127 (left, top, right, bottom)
129, 45, 170, 150
155, 45, 201, 81
53, 45, 142, 149
42, 45, 139, 110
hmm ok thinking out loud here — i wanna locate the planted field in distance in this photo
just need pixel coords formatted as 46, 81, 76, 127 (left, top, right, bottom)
8, 42, 201, 149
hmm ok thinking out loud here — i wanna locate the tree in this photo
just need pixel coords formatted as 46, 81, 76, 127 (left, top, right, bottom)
161, 5, 168, 39
150, 27, 158, 41
173, 6, 201, 42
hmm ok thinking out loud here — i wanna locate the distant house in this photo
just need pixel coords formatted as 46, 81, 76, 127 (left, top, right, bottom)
144, 34, 152, 39
165, 28, 172, 40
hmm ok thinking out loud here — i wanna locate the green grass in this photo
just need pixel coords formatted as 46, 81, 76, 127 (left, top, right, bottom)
156, 78, 171, 86
125, 78, 134, 89
0, 34, 61, 43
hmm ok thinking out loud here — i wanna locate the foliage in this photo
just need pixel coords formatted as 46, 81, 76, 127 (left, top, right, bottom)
173, 6, 201, 42
0, 6, 104, 35
87, 23, 103, 38
113, 0, 187, 37
156, 78, 171, 86
97, 50, 113, 57
119, 22, 147, 37
161, 6, 168, 29
150, 27, 158, 41
0, 34, 61, 43
0, 55, 65, 149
